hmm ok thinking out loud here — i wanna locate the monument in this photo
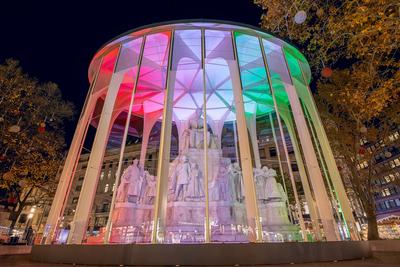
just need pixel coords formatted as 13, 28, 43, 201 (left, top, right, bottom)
111, 113, 299, 243
43, 20, 359, 250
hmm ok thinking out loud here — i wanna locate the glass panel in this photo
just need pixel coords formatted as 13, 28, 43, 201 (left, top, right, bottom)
267, 43, 321, 241
205, 30, 249, 242
92, 48, 120, 94
84, 111, 126, 244
300, 100, 348, 240
81, 40, 144, 244
54, 96, 105, 244
235, 33, 301, 242
163, 30, 206, 243
109, 32, 170, 244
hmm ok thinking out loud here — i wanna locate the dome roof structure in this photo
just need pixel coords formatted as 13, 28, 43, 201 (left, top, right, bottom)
87, 20, 311, 126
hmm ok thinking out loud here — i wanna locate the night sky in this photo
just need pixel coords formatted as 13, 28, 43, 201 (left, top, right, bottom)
0, 1, 262, 144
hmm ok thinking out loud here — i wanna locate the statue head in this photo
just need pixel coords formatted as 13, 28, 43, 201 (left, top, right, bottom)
233, 162, 240, 170
262, 166, 269, 172
189, 118, 198, 129
181, 155, 189, 163
263, 166, 277, 178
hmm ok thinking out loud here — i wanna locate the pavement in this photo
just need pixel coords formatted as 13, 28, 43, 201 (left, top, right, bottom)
0, 253, 400, 267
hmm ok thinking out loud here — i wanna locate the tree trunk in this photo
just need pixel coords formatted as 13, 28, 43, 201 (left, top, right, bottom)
366, 209, 380, 240
8, 206, 23, 236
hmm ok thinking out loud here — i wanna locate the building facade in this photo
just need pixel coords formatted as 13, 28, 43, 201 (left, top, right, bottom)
373, 130, 400, 220
57, 144, 158, 243
44, 20, 360, 245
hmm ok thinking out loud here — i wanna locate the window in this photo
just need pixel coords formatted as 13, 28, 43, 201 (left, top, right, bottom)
389, 131, 399, 141
291, 163, 299, 172
104, 184, 109, 193
78, 176, 84, 181
360, 137, 367, 145
112, 183, 116, 192
383, 174, 395, 184
75, 185, 82, 192
394, 158, 400, 167
382, 188, 391, 197
72, 197, 78, 204
303, 202, 310, 215
269, 147, 277, 157
100, 171, 105, 180
389, 158, 400, 168
357, 161, 368, 170
395, 199, 400, 207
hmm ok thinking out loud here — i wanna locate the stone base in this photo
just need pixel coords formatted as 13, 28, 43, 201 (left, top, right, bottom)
31, 241, 371, 266
110, 147, 300, 244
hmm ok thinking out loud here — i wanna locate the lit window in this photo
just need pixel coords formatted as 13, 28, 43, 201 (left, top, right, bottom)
382, 188, 391, 196
389, 131, 399, 141
384, 174, 394, 183
104, 184, 109, 193
357, 161, 368, 170
100, 172, 105, 180
394, 158, 400, 167
112, 183, 116, 192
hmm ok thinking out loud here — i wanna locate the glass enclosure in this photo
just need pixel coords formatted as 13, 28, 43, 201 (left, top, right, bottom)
45, 21, 359, 245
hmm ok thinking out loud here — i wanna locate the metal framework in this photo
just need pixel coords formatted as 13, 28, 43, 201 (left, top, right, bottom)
44, 20, 359, 245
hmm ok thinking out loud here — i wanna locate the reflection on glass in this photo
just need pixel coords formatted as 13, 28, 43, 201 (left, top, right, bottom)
109, 32, 170, 244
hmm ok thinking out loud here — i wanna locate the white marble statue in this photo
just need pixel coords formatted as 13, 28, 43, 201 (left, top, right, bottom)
187, 117, 212, 149
173, 155, 191, 201
262, 166, 282, 200
181, 128, 191, 153
138, 166, 148, 204
254, 167, 267, 201
186, 163, 205, 199
230, 162, 244, 202
116, 159, 140, 203
144, 171, 156, 204
210, 159, 230, 201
